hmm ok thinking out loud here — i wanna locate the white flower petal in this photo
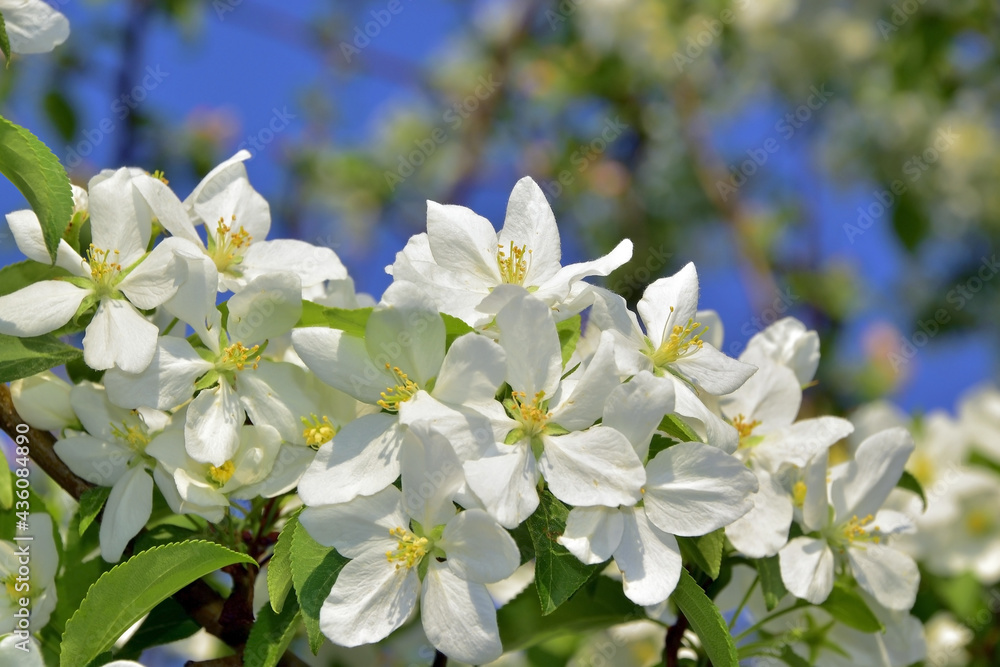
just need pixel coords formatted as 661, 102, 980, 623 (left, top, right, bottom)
719, 360, 801, 433
463, 445, 538, 528
241, 239, 347, 288
297, 414, 404, 506
364, 304, 445, 388
614, 507, 683, 606
88, 168, 151, 265
9, 371, 74, 431
237, 361, 307, 444
2, 0, 69, 54
431, 333, 506, 407
830, 427, 915, 523
672, 344, 757, 396
551, 331, 622, 431
643, 441, 758, 536
0, 280, 88, 336
439, 509, 520, 584
292, 326, 393, 404
117, 240, 185, 309
754, 416, 854, 471
104, 336, 212, 410
671, 377, 739, 452
496, 292, 563, 397
299, 486, 406, 558
539, 427, 645, 508
54, 434, 130, 486
498, 177, 561, 285
83, 299, 159, 373
100, 467, 154, 562
6, 209, 87, 276
744, 317, 820, 385
131, 172, 203, 245
558, 506, 624, 565
188, 153, 271, 240
602, 370, 674, 461
399, 426, 464, 528
725, 467, 794, 558
638, 263, 700, 347
422, 563, 503, 665
184, 383, 242, 466
533, 239, 632, 305
779, 536, 835, 604
847, 544, 919, 611
426, 201, 500, 285
320, 553, 419, 647
160, 245, 220, 350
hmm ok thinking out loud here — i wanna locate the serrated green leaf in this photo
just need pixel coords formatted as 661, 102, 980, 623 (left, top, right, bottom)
0, 260, 72, 297
556, 315, 581, 367
0, 11, 10, 65
677, 529, 724, 579
60, 540, 256, 667
296, 302, 372, 337
527, 490, 605, 615
77, 486, 111, 536
896, 470, 927, 511
756, 555, 788, 612
0, 114, 75, 262
0, 333, 82, 383
0, 458, 11, 510
498, 576, 643, 652
132, 522, 197, 554
289, 518, 349, 654
819, 583, 883, 633
268, 511, 299, 614
658, 414, 701, 443
671, 569, 738, 667
113, 598, 201, 659
244, 597, 302, 667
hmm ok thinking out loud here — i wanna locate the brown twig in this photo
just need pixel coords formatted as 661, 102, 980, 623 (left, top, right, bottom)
432, 649, 448, 667
663, 611, 690, 667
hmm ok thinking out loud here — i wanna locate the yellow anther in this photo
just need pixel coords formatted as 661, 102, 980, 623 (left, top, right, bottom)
732, 414, 762, 449
792, 481, 808, 508
496, 241, 532, 285
301, 414, 337, 448
377, 364, 420, 411
649, 318, 706, 367
842, 514, 876, 543
507, 390, 550, 437
385, 526, 429, 570
965, 509, 994, 536
207, 460, 235, 486
219, 342, 261, 372
110, 421, 151, 452
150, 169, 169, 185
87, 244, 123, 290
211, 216, 253, 272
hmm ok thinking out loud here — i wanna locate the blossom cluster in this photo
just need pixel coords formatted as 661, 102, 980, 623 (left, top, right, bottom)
0, 155, 929, 664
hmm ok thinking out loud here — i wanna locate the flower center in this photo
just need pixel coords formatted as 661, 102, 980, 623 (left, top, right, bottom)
506, 390, 550, 438
840, 514, 880, 545
87, 245, 123, 295
378, 365, 419, 411
496, 241, 532, 285
732, 414, 762, 449
386, 527, 430, 571
210, 215, 253, 273
3, 572, 38, 602
792, 481, 808, 508
110, 418, 153, 467
301, 414, 337, 448
965, 508, 994, 536
207, 460, 235, 486
218, 342, 261, 373
649, 314, 706, 368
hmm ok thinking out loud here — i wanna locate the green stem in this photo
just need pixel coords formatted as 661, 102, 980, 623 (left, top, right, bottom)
733, 603, 804, 643
728, 574, 759, 630
162, 317, 180, 336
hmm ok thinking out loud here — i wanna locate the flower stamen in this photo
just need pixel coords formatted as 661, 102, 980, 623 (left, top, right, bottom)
378, 365, 419, 411
649, 316, 706, 368
301, 414, 337, 448
386, 527, 429, 570
497, 242, 532, 285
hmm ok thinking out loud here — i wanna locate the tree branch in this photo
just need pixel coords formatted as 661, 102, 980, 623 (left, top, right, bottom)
663, 610, 689, 667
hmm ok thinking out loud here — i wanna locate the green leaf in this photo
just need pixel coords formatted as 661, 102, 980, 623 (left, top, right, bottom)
0, 11, 10, 65
77, 486, 111, 536
0, 260, 72, 297
113, 598, 201, 659
296, 302, 372, 337
132, 522, 197, 553
244, 597, 301, 667
777, 645, 812, 667
0, 333, 82, 383
268, 511, 299, 614
658, 414, 701, 443
677, 529, 724, 579
0, 457, 11, 510
498, 577, 643, 652
527, 490, 605, 615
442, 312, 474, 336
967, 450, 1000, 477
0, 114, 75, 262
60, 540, 256, 667
556, 315, 581, 367
756, 555, 788, 612
896, 470, 927, 510
44, 91, 78, 144
289, 517, 349, 654
818, 583, 883, 633
671, 569, 738, 667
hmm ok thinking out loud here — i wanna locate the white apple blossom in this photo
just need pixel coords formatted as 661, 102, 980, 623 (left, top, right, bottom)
9, 370, 75, 431
386, 177, 632, 327
0, 514, 57, 637
778, 427, 920, 611
299, 428, 520, 664
0, 168, 185, 373
463, 292, 646, 528
0, 0, 69, 54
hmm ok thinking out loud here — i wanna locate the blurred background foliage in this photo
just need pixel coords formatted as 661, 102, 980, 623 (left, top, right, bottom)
1, 1, 999, 665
